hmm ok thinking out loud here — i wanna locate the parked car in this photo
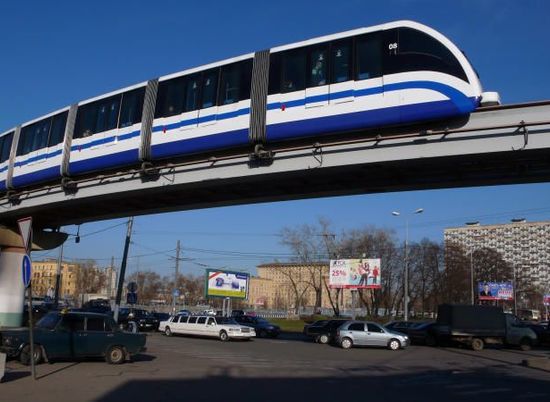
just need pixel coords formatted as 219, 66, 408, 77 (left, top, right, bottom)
303, 320, 330, 337
151, 312, 171, 330
407, 322, 436, 345
0, 311, 146, 365
234, 315, 280, 338
306, 319, 347, 344
117, 308, 159, 332
335, 321, 409, 350
384, 321, 424, 336
161, 314, 255, 341
525, 321, 550, 346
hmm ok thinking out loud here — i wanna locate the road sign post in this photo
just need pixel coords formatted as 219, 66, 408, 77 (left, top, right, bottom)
18, 217, 36, 380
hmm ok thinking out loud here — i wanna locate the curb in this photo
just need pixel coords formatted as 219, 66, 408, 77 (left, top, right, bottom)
522, 357, 550, 372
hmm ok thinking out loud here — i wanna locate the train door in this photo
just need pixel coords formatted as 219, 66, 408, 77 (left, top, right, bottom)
0, 131, 14, 191
198, 68, 219, 128
354, 32, 384, 124
180, 74, 201, 131
329, 39, 354, 105
279, 48, 307, 112
305, 45, 329, 108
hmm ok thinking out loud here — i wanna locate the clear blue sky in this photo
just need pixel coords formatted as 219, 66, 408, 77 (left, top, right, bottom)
2, 0, 550, 277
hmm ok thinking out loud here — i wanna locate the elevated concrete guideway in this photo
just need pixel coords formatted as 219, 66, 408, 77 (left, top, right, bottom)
1, 101, 550, 230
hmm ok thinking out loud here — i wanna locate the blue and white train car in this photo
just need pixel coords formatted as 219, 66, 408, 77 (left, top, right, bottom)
0, 129, 15, 192
150, 54, 254, 159
1, 20, 497, 193
11, 107, 69, 188
265, 20, 483, 142
68, 83, 146, 176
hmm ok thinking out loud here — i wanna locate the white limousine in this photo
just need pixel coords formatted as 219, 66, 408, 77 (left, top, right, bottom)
160, 314, 256, 341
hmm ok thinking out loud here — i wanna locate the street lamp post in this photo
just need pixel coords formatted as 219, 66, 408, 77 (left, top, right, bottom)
392, 208, 423, 322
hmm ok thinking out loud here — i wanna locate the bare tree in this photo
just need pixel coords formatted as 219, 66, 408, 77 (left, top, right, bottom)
75, 260, 106, 299
127, 271, 163, 304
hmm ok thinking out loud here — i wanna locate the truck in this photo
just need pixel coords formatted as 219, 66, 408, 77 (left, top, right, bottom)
428, 304, 537, 351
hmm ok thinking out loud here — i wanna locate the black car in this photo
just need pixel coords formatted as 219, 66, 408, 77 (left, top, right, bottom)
234, 315, 280, 338
151, 312, 171, 329
305, 319, 347, 344
407, 322, 436, 345
118, 308, 159, 332
0, 311, 146, 365
384, 321, 422, 336
525, 322, 550, 346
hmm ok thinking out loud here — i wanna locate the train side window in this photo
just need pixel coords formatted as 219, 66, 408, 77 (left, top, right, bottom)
201, 69, 219, 109
356, 32, 382, 80
385, 28, 468, 82
331, 39, 352, 84
308, 46, 328, 87
218, 59, 253, 105
119, 87, 145, 128
268, 52, 281, 95
0, 132, 14, 163
17, 118, 51, 156
95, 95, 121, 134
219, 63, 241, 105
239, 59, 253, 101
282, 49, 306, 93
74, 103, 96, 138
48, 111, 68, 147
184, 74, 201, 112
155, 77, 186, 118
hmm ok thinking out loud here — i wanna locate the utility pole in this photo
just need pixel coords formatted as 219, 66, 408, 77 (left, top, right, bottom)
172, 240, 181, 313
53, 243, 64, 308
114, 217, 134, 323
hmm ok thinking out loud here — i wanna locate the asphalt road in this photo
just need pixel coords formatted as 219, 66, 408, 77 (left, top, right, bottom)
1, 332, 550, 402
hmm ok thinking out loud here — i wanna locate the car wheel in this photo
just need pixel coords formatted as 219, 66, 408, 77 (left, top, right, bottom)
165, 326, 172, 337
519, 338, 532, 351
19, 344, 42, 366
319, 334, 330, 344
388, 338, 401, 351
219, 330, 229, 342
106, 346, 125, 364
471, 338, 484, 351
340, 337, 353, 349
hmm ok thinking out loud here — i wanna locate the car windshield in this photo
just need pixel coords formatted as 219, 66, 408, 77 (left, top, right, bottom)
36, 312, 61, 330
216, 317, 238, 325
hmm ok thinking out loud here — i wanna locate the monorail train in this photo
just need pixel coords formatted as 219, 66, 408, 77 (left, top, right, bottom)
0, 20, 498, 193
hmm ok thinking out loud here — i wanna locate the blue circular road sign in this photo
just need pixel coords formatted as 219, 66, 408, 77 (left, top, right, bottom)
22, 254, 32, 288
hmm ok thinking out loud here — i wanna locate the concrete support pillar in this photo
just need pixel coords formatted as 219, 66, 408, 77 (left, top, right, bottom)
0, 247, 26, 327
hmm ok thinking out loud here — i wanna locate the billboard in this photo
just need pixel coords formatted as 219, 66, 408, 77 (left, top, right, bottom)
544, 294, 550, 306
478, 282, 514, 301
205, 269, 249, 299
329, 259, 381, 289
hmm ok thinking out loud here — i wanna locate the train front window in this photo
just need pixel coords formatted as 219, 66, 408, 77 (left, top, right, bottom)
308, 47, 328, 87
331, 40, 352, 84
201, 69, 219, 109
282, 49, 306, 92
356, 33, 382, 80
384, 28, 468, 82
119, 87, 145, 128
48, 112, 68, 147
0, 132, 13, 163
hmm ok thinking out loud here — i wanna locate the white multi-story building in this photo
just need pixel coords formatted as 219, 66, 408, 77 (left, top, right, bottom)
444, 219, 550, 288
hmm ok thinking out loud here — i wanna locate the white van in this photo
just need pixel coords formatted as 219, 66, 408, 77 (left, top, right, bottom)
160, 314, 255, 341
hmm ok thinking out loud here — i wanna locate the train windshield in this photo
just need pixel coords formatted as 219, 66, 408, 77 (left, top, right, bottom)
384, 28, 469, 82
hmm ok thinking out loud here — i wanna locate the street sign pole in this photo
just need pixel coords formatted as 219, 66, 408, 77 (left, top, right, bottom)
27, 284, 36, 380
18, 217, 36, 381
